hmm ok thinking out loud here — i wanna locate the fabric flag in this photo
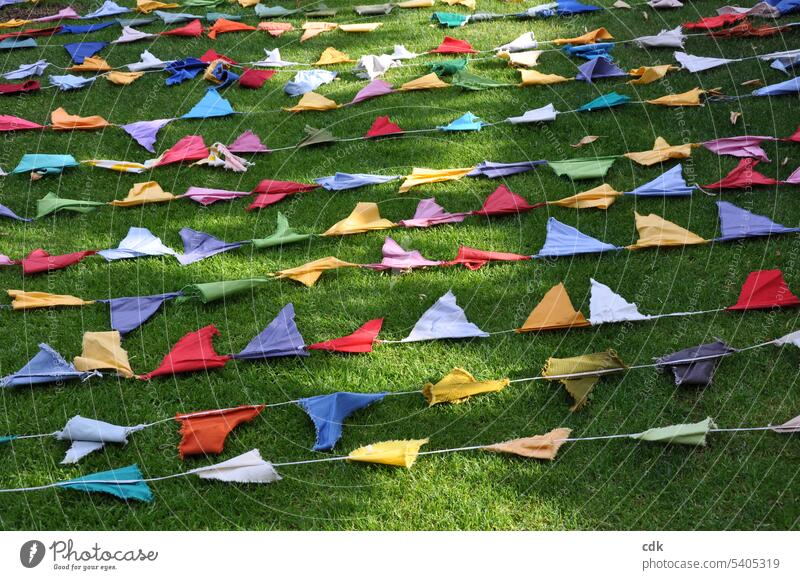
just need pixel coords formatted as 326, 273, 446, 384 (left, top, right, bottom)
399, 73, 450, 91
629, 64, 677, 85
252, 213, 312, 249
727, 269, 800, 310
98, 227, 177, 261
472, 185, 537, 216
234, 304, 307, 360
0, 79, 41, 94
0, 115, 43, 132
348, 439, 429, 468
500, 50, 543, 68
307, 319, 384, 353
495, 32, 537, 53
50, 108, 109, 131
0, 38, 37, 50
625, 164, 695, 197
21, 249, 96, 275
112, 26, 154, 44
175, 405, 264, 457
111, 181, 174, 206
519, 69, 572, 86
55, 416, 143, 464
189, 449, 281, 483
365, 238, 441, 271
137, 0, 180, 13
106, 71, 143, 85
624, 138, 694, 166
364, 116, 403, 139
59, 22, 117, 35
315, 47, 353, 66
176, 228, 244, 266
631, 418, 715, 445
576, 58, 627, 82
180, 187, 249, 206
1, 343, 99, 388
297, 125, 337, 148
562, 42, 614, 60
439, 112, 484, 131
126, 50, 168, 72
588, 279, 650, 325
772, 414, 800, 433
355, 54, 397, 80
323, 202, 395, 236
517, 283, 591, 333
103, 292, 182, 335
7, 290, 93, 310
139, 325, 230, 380
446, 246, 530, 270
507, 104, 559, 124
164, 58, 206, 85
684, 13, 745, 30
431, 36, 477, 54
430, 57, 467, 77
647, 87, 705, 107
553, 28, 613, 45
702, 136, 773, 162
284, 70, 337, 97
160, 18, 203, 37
716, 201, 799, 241
300, 21, 338, 42
253, 48, 298, 68
59, 464, 153, 502
355, 3, 394, 15
0, 202, 29, 221
577, 92, 630, 111
634, 26, 686, 48
702, 158, 779, 189
181, 90, 234, 120
3, 60, 48, 80
399, 167, 474, 192
541, 350, 627, 411
258, 22, 294, 37
63, 42, 107, 64
179, 279, 271, 304
469, 161, 542, 180
423, 368, 508, 406
273, 256, 358, 287
284, 91, 339, 112
13, 154, 78, 176
36, 192, 104, 218
298, 392, 386, 451
771, 330, 800, 349
534, 217, 620, 258
254, 4, 298, 17
549, 184, 621, 209
452, 70, 511, 91
548, 157, 617, 179
68, 57, 111, 73
228, 130, 269, 153
753, 76, 800, 97
400, 198, 468, 228
207, 18, 255, 39
656, 341, 737, 386
675, 51, 739, 73
627, 212, 707, 250
483, 428, 572, 460
73, 331, 134, 379
151, 135, 209, 167
119, 119, 174, 153
239, 68, 274, 89
248, 179, 319, 210
400, 290, 488, 343
351, 79, 395, 104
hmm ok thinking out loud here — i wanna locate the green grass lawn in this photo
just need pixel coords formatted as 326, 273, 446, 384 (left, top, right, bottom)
1, 0, 799, 530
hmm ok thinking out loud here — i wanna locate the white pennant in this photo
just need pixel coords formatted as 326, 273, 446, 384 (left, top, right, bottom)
190, 449, 281, 483
589, 279, 651, 325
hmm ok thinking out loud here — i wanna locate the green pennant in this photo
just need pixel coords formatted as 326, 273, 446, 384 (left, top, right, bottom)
547, 156, 619, 180
252, 213, 313, 249
431, 58, 468, 77
298, 125, 338, 148
181, 0, 225, 7
578, 92, 631, 112
630, 417, 716, 446
355, 3, 394, 16
36, 192, 105, 219
179, 278, 272, 304
431, 12, 469, 28
452, 70, 512, 91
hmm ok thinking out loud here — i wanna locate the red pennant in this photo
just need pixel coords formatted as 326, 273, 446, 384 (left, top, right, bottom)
247, 180, 320, 210
207, 18, 257, 40
160, 19, 203, 37
784, 126, 800, 143
21, 249, 96, 275
472, 185, 539, 216
307, 319, 383, 353
0, 26, 62, 41
139, 324, 231, 380
728, 269, 800, 311
0, 80, 40, 95
0, 114, 44, 132
198, 49, 237, 64
155, 135, 209, 167
684, 13, 746, 30
702, 158, 779, 190
175, 405, 265, 458
430, 36, 478, 54
708, 21, 788, 38
365, 116, 404, 139
445, 246, 531, 270
238, 68, 275, 89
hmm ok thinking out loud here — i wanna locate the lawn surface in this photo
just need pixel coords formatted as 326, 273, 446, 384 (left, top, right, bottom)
1, 0, 799, 530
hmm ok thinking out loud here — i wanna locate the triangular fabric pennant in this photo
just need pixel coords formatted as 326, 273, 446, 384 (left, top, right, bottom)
316, 173, 400, 191
727, 269, 800, 311
431, 36, 477, 54
351, 78, 395, 104
445, 246, 531, 270
634, 26, 686, 48
176, 228, 245, 266
102, 292, 182, 335
175, 405, 264, 457
12, 154, 78, 176
399, 166, 475, 192
472, 185, 537, 216
624, 164, 695, 196
674, 51, 739, 72
630, 418, 715, 445
519, 69, 572, 86
181, 89, 234, 119
151, 135, 209, 167
248, 179, 319, 210
7, 290, 93, 310
549, 184, 621, 209
160, 18, 203, 37
507, 104, 559, 124
716, 201, 800, 241
307, 319, 384, 353
400, 290, 488, 343
577, 92, 630, 111
297, 125, 337, 148
0, 114, 44, 132
703, 158, 780, 189
207, 18, 255, 39
483, 428, 572, 460
252, 213, 312, 249
21, 249, 97, 275
36, 192, 104, 218
439, 111, 484, 131
238, 68, 275, 89
323, 202, 395, 236
120, 119, 174, 153
541, 350, 627, 410
656, 341, 737, 386
772, 415, 800, 433
575, 57, 627, 82
627, 212, 708, 250
534, 217, 620, 258
138, 325, 230, 380
423, 368, 509, 405
588, 278, 651, 325
548, 157, 617, 179
399, 73, 450, 91
647, 87, 705, 106
468, 160, 545, 179
365, 116, 404, 138
399, 198, 468, 228
298, 392, 387, 450
179, 278, 271, 304
364, 237, 440, 271
553, 27, 613, 45
189, 449, 281, 483
111, 181, 175, 206
348, 439, 429, 468
624, 137, 695, 166
60, 464, 153, 502
702, 136, 773, 162
517, 283, 591, 332
55, 416, 144, 464
227, 130, 269, 153
73, 331, 134, 378
284, 91, 340, 112
63, 41, 107, 64
273, 257, 358, 287
234, 304, 308, 359
1, 344, 98, 388
98, 227, 178, 261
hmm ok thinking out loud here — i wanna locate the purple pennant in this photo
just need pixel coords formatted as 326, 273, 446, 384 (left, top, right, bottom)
0, 203, 31, 222
364, 237, 442, 271
99, 292, 182, 335
233, 303, 308, 360
575, 57, 628, 82
177, 228, 246, 266
467, 160, 546, 179
715, 201, 800, 242
227, 130, 270, 153
655, 340, 737, 386
702, 136, 774, 162
180, 187, 250, 206
399, 198, 468, 228
120, 119, 175, 153
351, 79, 394, 104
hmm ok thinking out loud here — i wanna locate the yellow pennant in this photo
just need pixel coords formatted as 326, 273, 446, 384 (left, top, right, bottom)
549, 184, 621, 209
348, 439, 429, 468
627, 212, 708, 250
8, 290, 94, 310
542, 351, 627, 411
520, 69, 572, 86
73, 331, 134, 378
111, 181, 174, 207
423, 368, 509, 405
399, 73, 451, 91
283, 92, 340, 112
624, 137, 696, 166
399, 166, 475, 192
272, 257, 358, 287
323, 202, 395, 236
517, 283, 590, 332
